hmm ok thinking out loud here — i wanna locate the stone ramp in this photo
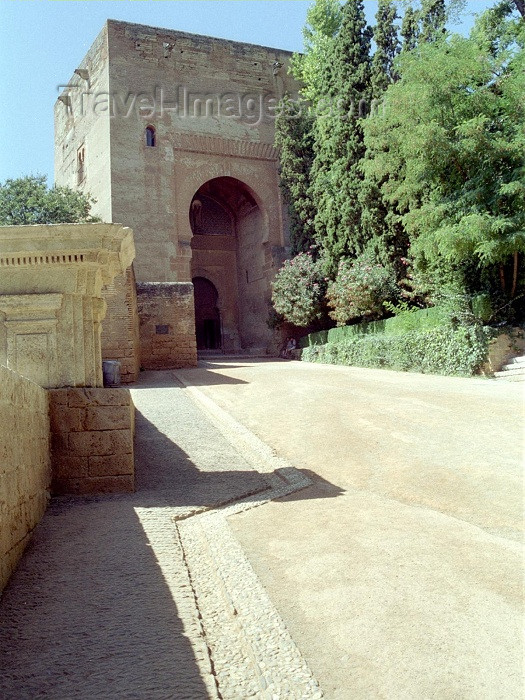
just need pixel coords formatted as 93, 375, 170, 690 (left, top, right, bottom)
0, 371, 321, 699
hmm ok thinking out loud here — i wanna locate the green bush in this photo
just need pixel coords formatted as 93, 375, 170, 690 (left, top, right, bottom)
326, 253, 398, 325
299, 306, 448, 348
300, 324, 492, 377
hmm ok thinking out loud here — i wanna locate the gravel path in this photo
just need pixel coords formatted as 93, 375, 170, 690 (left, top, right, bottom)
0, 370, 321, 699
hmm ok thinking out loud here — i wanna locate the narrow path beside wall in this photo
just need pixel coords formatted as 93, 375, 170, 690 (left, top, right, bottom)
0, 371, 321, 699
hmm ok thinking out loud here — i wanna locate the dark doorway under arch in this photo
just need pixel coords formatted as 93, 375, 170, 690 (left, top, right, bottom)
190, 176, 271, 353
193, 277, 222, 350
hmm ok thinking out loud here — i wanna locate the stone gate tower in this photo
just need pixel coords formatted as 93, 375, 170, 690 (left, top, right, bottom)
55, 20, 298, 376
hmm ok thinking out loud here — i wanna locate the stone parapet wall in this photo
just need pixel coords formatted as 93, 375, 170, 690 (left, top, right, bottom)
49, 388, 135, 495
136, 283, 197, 369
101, 266, 141, 383
0, 365, 51, 593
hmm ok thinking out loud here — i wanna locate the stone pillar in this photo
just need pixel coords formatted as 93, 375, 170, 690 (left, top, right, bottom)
136, 282, 197, 369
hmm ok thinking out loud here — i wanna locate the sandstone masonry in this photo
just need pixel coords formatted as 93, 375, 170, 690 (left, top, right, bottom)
0, 366, 50, 592
55, 20, 299, 365
49, 388, 135, 495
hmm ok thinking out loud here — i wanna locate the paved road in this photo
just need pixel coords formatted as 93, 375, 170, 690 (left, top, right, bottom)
176, 359, 524, 700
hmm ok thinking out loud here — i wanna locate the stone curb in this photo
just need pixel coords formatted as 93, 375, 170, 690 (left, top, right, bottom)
172, 370, 324, 698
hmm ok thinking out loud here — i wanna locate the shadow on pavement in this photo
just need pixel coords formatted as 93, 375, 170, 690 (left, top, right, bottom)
0, 369, 343, 699
133, 408, 270, 507
0, 498, 213, 699
276, 469, 346, 502
130, 368, 249, 389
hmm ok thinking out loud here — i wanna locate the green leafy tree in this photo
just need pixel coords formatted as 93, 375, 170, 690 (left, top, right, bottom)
271, 252, 326, 327
290, 0, 343, 107
310, 0, 373, 270
364, 2, 525, 314
0, 175, 99, 225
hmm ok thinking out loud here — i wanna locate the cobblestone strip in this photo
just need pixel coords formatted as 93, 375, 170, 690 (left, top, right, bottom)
178, 512, 323, 699
171, 371, 323, 698
172, 370, 294, 476
133, 506, 220, 699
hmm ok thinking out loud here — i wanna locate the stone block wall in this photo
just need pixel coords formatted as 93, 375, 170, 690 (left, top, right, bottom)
101, 265, 141, 383
136, 283, 197, 369
49, 388, 135, 495
0, 365, 51, 593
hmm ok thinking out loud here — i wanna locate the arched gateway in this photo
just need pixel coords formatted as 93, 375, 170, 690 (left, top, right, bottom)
190, 177, 273, 354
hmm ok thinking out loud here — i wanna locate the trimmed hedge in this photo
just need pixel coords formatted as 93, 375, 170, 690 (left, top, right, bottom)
299, 307, 448, 348
300, 324, 492, 377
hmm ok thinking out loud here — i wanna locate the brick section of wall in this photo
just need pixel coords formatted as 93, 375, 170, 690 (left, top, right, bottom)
0, 365, 51, 593
101, 265, 141, 384
136, 283, 197, 369
49, 388, 135, 495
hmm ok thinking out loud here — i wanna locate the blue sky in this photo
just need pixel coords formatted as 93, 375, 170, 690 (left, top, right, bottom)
0, 0, 496, 185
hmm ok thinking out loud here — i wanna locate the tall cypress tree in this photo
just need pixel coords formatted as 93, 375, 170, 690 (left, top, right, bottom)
274, 98, 316, 255
420, 0, 447, 42
310, 0, 372, 270
371, 0, 401, 96
401, 5, 420, 51
361, 1, 406, 270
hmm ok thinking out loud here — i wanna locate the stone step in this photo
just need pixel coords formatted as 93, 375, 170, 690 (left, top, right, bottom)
494, 366, 525, 380
503, 355, 525, 368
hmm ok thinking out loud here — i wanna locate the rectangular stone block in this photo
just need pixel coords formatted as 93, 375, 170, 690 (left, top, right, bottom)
84, 405, 131, 431
48, 389, 68, 405
67, 387, 131, 407
68, 429, 133, 457
53, 475, 134, 495
49, 405, 83, 434
89, 454, 134, 477
52, 454, 89, 479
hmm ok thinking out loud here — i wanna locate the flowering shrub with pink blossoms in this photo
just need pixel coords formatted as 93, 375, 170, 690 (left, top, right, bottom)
271, 252, 326, 327
327, 253, 397, 326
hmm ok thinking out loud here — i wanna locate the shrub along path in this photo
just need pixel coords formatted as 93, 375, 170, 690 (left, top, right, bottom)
175, 359, 523, 700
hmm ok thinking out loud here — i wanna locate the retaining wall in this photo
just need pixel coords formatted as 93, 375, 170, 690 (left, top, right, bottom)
0, 365, 51, 593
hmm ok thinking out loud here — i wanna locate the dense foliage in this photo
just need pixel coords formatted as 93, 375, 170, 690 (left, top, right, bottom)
274, 99, 316, 255
272, 0, 525, 341
302, 324, 492, 377
326, 252, 397, 325
0, 175, 99, 225
364, 1, 525, 317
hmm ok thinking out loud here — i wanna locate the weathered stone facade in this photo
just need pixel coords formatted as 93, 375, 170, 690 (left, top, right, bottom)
55, 20, 298, 366
100, 267, 141, 383
0, 223, 135, 388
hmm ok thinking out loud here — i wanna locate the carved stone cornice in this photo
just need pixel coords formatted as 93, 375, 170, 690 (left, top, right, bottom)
0, 223, 135, 295
0, 223, 136, 388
